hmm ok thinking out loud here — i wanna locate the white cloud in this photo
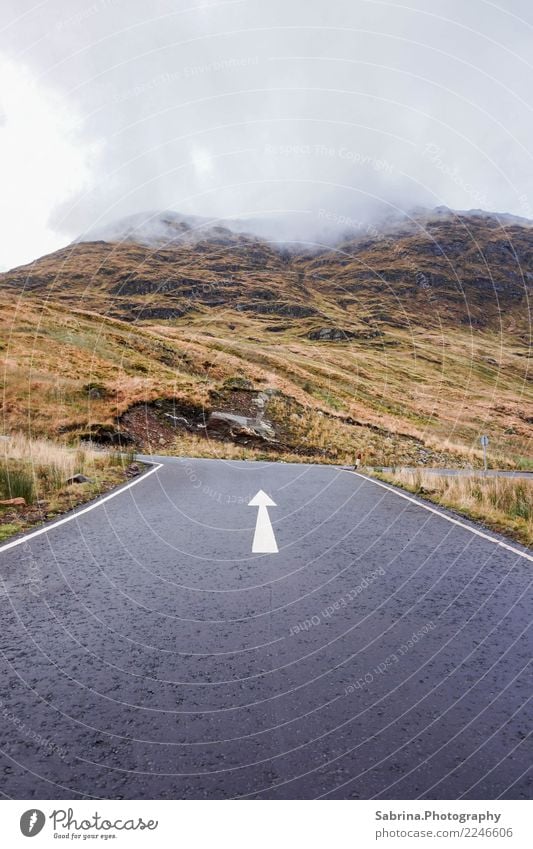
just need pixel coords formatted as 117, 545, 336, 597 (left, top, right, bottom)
0, 54, 98, 268
1, 0, 532, 263
191, 146, 214, 177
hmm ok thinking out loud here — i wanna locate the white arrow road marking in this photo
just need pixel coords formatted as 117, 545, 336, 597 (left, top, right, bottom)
248, 490, 278, 553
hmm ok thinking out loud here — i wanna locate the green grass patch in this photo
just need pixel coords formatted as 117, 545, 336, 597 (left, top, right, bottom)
0, 523, 20, 541
0, 465, 35, 503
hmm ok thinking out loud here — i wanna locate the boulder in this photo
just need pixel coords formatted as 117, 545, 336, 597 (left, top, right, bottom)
66, 473, 92, 485
205, 412, 276, 442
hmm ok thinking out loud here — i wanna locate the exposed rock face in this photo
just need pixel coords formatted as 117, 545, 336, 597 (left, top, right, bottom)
112, 397, 279, 450
239, 302, 319, 317
117, 403, 203, 449
204, 411, 276, 443
79, 424, 135, 446
307, 327, 382, 341
308, 327, 357, 341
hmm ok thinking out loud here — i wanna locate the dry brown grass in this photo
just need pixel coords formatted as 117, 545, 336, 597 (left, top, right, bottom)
374, 468, 533, 546
3, 432, 93, 478
167, 432, 313, 463
0, 282, 531, 469
0, 433, 137, 541
0, 433, 125, 504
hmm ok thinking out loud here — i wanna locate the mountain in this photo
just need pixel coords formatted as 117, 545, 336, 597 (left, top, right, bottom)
4, 207, 532, 327
76, 205, 533, 250
0, 208, 531, 467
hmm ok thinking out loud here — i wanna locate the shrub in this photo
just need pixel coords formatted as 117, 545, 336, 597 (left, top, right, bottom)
37, 463, 64, 493
108, 449, 136, 467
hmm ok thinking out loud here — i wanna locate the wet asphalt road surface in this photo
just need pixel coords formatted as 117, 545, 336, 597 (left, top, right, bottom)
0, 458, 531, 800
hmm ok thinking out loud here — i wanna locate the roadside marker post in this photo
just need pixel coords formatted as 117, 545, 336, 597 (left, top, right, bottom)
480, 434, 489, 472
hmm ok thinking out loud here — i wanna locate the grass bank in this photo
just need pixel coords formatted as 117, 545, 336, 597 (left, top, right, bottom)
371, 468, 532, 547
0, 434, 142, 542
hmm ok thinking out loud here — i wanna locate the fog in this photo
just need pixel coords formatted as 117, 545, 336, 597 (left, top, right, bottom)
1, 0, 533, 267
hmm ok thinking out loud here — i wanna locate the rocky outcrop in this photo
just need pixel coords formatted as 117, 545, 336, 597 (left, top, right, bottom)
307, 327, 382, 341
239, 302, 319, 317
111, 396, 279, 450
79, 424, 135, 446
203, 412, 277, 444
308, 327, 356, 341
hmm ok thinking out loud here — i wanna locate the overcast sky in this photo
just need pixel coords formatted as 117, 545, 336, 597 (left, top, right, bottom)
1, 0, 532, 268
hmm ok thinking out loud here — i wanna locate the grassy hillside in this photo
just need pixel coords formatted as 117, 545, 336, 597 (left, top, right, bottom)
0, 211, 531, 468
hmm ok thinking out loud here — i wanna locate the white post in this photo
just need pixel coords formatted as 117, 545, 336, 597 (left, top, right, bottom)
481, 435, 489, 473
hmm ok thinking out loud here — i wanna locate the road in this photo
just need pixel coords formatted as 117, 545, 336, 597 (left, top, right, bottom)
0, 457, 531, 800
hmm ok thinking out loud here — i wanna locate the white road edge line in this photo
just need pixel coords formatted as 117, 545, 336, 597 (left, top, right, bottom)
0, 463, 164, 554
350, 471, 533, 563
